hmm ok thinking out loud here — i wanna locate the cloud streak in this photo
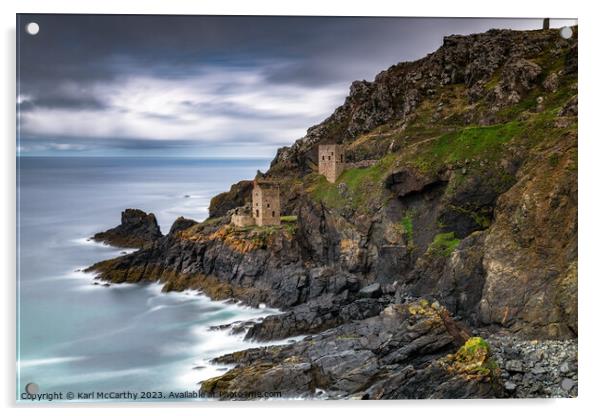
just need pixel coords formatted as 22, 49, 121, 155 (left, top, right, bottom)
16, 15, 577, 156
20, 66, 347, 146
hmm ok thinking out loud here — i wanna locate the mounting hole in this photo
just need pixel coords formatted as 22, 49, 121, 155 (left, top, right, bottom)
560, 26, 573, 39
25, 382, 39, 395
26, 22, 40, 36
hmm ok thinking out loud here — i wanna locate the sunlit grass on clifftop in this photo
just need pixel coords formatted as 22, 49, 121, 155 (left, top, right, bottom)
411, 121, 521, 173
306, 154, 396, 212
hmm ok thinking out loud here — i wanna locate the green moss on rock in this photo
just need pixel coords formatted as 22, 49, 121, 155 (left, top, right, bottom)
446, 337, 499, 378
428, 232, 461, 257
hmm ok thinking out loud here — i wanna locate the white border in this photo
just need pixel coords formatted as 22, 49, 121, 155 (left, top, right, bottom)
2, 1, 598, 415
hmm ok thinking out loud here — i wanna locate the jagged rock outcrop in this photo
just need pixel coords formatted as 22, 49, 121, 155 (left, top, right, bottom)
245, 291, 390, 341
168, 216, 198, 234
92, 209, 162, 248
88, 218, 308, 308
202, 300, 500, 399
478, 132, 578, 339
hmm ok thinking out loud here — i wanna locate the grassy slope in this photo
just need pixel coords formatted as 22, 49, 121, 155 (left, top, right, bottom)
305, 69, 576, 214
294, 42, 577, 261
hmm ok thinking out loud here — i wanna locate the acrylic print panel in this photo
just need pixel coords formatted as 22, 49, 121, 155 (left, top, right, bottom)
16, 14, 578, 402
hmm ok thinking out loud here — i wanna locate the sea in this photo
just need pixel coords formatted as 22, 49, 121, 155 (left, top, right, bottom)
16, 156, 288, 402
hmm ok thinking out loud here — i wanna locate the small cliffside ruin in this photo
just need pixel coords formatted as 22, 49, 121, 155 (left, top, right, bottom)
318, 144, 346, 183
230, 179, 281, 227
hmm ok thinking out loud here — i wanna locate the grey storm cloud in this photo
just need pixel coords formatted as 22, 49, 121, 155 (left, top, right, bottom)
16, 14, 576, 156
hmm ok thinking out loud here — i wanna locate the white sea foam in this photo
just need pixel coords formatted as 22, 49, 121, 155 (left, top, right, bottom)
71, 237, 137, 255
55, 233, 292, 395
18, 157, 274, 398
19, 356, 85, 368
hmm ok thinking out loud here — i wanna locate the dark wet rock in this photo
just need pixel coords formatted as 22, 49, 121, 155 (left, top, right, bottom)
202, 300, 500, 399
93, 209, 162, 248
210, 320, 257, 335
478, 134, 577, 339
245, 293, 387, 341
87, 217, 314, 308
384, 167, 444, 198
404, 231, 487, 325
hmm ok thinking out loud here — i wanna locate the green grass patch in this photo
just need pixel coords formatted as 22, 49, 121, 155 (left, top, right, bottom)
280, 215, 298, 223
428, 232, 461, 257
308, 155, 396, 212
412, 122, 522, 173
401, 214, 414, 241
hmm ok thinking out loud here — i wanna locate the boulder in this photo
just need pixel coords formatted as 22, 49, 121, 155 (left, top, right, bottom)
358, 283, 382, 299
92, 208, 162, 248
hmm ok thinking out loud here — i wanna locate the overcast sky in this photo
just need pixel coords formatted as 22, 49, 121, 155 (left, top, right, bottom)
16, 15, 576, 157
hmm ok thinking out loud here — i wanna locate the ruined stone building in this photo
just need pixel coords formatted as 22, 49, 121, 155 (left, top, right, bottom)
318, 144, 346, 183
251, 179, 281, 226
230, 205, 255, 227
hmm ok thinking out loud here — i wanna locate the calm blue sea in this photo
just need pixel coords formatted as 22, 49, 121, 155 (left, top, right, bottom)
16, 157, 285, 402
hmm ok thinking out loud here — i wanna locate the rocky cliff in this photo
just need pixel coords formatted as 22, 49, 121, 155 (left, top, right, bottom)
87, 27, 578, 399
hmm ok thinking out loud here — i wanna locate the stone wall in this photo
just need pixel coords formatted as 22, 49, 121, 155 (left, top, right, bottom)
318, 144, 346, 183
231, 214, 255, 227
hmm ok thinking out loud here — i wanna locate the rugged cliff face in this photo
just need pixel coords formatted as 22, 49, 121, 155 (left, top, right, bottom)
87, 27, 578, 398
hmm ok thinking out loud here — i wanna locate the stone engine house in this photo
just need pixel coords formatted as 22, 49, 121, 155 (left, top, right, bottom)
318, 144, 346, 183
251, 179, 281, 226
